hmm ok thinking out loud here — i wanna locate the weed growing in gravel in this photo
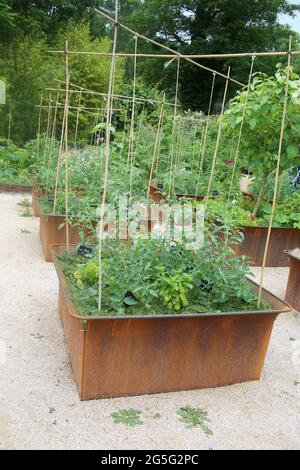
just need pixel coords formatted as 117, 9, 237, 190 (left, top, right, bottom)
18, 198, 30, 208
177, 407, 213, 436
20, 208, 32, 217
111, 409, 143, 427
21, 229, 31, 234
19, 198, 32, 217
30, 333, 44, 340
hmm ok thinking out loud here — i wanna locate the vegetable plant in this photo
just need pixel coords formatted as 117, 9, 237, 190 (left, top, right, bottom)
225, 65, 300, 218
57, 228, 270, 317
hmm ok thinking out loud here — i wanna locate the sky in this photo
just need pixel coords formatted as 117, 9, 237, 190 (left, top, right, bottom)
280, 13, 300, 33
280, 1, 300, 33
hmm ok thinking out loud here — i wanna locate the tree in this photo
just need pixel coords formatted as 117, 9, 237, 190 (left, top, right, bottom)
114, 0, 300, 110
0, 1, 16, 39
0, 21, 125, 145
2, 1, 103, 38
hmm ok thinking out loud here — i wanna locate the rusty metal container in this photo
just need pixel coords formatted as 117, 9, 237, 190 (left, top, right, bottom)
52, 245, 291, 401
285, 250, 300, 312
149, 184, 166, 203
32, 188, 47, 217
39, 201, 153, 262
148, 192, 300, 267
0, 183, 32, 193
39, 203, 96, 261
149, 184, 204, 203
236, 226, 300, 267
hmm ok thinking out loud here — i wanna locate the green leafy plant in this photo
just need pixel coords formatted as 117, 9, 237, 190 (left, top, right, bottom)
225, 65, 300, 218
30, 333, 44, 340
111, 409, 143, 427
20, 208, 32, 217
263, 192, 300, 229
73, 258, 99, 287
58, 232, 269, 317
156, 268, 193, 311
0, 141, 31, 184
177, 407, 213, 436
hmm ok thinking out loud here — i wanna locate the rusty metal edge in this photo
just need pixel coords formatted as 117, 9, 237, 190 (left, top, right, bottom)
241, 226, 300, 231
36, 196, 99, 223
0, 183, 33, 192
284, 249, 300, 263
51, 244, 292, 322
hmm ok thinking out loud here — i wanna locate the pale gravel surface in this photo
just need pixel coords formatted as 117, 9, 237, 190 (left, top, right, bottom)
0, 192, 300, 450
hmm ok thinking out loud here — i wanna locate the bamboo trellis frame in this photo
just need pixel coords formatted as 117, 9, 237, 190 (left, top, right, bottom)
49, 80, 179, 107
48, 50, 300, 60
37, 0, 297, 313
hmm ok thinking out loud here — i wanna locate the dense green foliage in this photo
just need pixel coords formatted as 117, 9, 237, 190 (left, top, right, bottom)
0, 1, 299, 144
0, 21, 125, 145
58, 235, 270, 317
225, 65, 300, 216
117, 0, 300, 109
0, 139, 31, 183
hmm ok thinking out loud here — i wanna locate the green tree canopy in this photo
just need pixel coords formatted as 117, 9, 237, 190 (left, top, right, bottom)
113, 0, 300, 110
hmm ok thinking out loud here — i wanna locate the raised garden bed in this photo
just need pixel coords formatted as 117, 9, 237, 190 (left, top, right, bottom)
236, 226, 300, 267
285, 249, 300, 312
32, 187, 47, 217
38, 197, 97, 262
52, 244, 291, 401
0, 183, 32, 193
39, 212, 91, 262
38, 200, 153, 262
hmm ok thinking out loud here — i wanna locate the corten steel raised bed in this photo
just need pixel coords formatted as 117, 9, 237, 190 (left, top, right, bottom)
52, 245, 291, 401
0, 182, 32, 193
235, 226, 300, 267
32, 188, 47, 217
149, 184, 204, 204
39, 213, 96, 262
39, 201, 154, 262
285, 250, 300, 312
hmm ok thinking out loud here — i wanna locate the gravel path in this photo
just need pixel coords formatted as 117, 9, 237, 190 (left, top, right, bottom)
0, 192, 300, 450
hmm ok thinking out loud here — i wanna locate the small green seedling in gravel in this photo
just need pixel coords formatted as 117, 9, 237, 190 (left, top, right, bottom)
18, 198, 30, 208
294, 381, 299, 386
30, 333, 44, 340
111, 409, 143, 427
20, 208, 32, 217
177, 407, 213, 436
21, 229, 31, 234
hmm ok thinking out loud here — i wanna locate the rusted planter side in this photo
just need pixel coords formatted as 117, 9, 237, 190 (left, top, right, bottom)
52, 246, 291, 401
39, 213, 95, 262
0, 183, 32, 193
39, 213, 152, 262
149, 184, 204, 203
149, 184, 166, 203
32, 189, 47, 217
285, 251, 300, 312
236, 226, 300, 267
